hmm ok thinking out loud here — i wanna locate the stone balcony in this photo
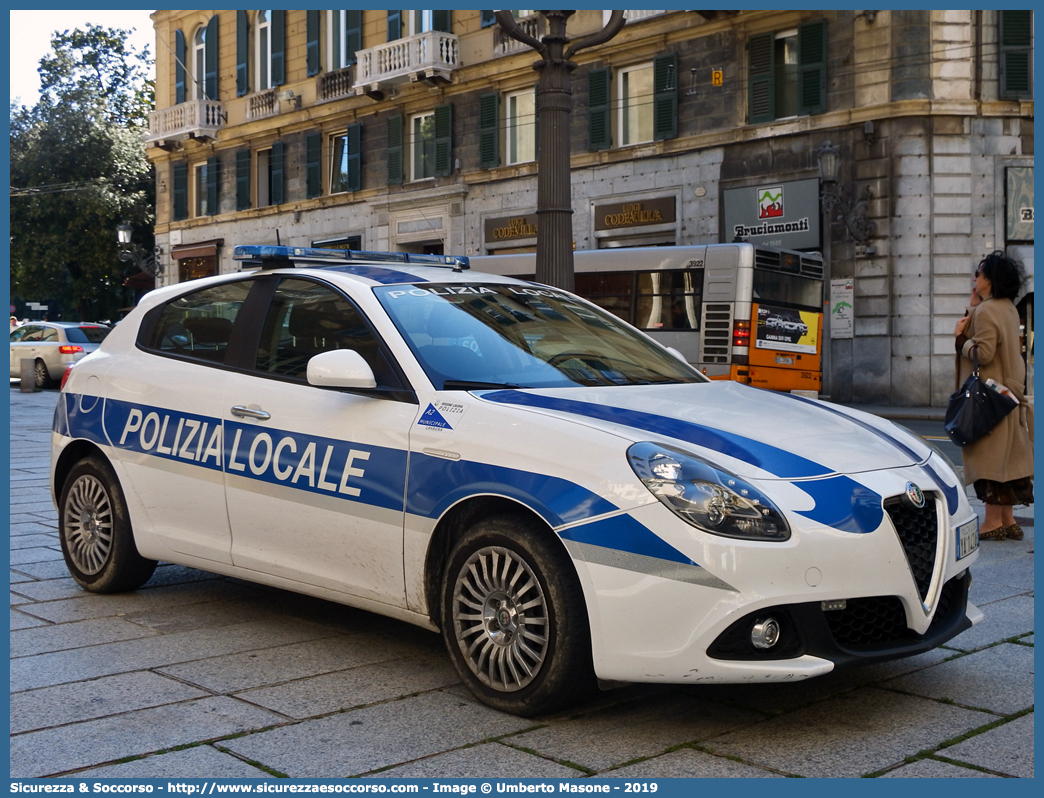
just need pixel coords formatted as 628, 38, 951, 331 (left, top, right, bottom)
145, 99, 224, 148
355, 30, 459, 99
317, 66, 354, 102
493, 14, 546, 57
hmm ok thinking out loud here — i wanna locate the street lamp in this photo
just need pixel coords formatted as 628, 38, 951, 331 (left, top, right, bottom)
117, 221, 162, 276
817, 141, 877, 253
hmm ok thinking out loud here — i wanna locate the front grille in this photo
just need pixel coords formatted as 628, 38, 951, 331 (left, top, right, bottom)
753, 248, 824, 278
700, 303, 732, 363
824, 577, 962, 652
884, 496, 939, 600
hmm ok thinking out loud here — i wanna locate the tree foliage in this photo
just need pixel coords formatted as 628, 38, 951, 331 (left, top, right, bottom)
10, 24, 154, 321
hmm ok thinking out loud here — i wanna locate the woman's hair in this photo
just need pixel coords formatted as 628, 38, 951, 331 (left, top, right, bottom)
977, 251, 1024, 300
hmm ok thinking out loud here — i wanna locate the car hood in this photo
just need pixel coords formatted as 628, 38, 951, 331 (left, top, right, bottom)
476, 381, 931, 481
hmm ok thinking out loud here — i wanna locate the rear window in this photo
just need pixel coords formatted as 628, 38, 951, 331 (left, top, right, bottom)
65, 326, 110, 344
140, 281, 251, 364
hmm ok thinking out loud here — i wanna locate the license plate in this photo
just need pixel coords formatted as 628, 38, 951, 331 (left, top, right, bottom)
775, 355, 794, 365
957, 519, 979, 560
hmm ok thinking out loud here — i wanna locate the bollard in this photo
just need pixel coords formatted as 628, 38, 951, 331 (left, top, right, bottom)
19, 358, 39, 392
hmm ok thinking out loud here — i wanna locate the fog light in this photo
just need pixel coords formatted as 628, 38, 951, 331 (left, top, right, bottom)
821, 599, 847, 612
750, 617, 781, 650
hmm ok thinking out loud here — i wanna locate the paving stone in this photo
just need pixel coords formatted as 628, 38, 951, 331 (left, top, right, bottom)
971, 554, 1035, 592
10, 696, 284, 778
11, 671, 211, 734
12, 560, 76, 580
123, 597, 295, 635
11, 577, 95, 602
969, 579, 1029, 606
509, 691, 764, 772
11, 618, 336, 692
605, 747, 785, 778
9, 522, 58, 536
9, 546, 63, 566
881, 758, 999, 777
23, 578, 270, 624
940, 713, 1034, 778
159, 633, 421, 693
222, 691, 531, 777
703, 687, 991, 778
10, 609, 51, 630
885, 643, 1034, 715
76, 745, 275, 778
10, 591, 34, 606
375, 741, 581, 778
236, 655, 460, 718
10, 570, 37, 585
948, 594, 1034, 651
10, 534, 59, 549
11, 616, 161, 658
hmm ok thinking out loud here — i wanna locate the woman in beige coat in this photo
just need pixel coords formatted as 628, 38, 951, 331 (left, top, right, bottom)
953, 251, 1033, 539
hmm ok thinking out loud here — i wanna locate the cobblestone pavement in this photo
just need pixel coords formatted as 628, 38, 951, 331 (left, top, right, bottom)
9, 386, 1034, 778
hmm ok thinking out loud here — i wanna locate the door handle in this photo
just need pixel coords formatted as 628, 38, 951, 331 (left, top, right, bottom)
231, 405, 271, 421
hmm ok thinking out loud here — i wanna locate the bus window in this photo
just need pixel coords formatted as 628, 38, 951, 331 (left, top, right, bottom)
575, 271, 633, 324
636, 270, 703, 330
752, 270, 823, 311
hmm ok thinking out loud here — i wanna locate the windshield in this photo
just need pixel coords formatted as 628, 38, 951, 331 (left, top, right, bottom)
376, 283, 705, 390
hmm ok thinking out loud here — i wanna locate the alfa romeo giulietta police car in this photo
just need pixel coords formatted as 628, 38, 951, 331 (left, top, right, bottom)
52, 245, 982, 715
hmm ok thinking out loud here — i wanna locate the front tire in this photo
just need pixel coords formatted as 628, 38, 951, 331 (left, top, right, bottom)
59, 456, 157, 592
440, 514, 595, 716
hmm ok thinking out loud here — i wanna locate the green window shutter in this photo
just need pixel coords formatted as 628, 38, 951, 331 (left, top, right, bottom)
204, 15, 219, 101
175, 30, 186, 104
173, 162, 188, 221
345, 10, 362, 66
236, 149, 251, 211
479, 93, 500, 169
1000, 10, 1033, 99
387, 10, 401, 42
434, 10, 452, 33
798, 20, 826, 116
387, 114, 404, 185
748, 32, 775, 123
306, 133, 322, 198
434, 104, 454, 177
346, 124, 362, 192
653, 53, 678, 140
587, 68, 611, 150
480, 11, 496, 28
236, 11, 249, 96
271, 10, 285, 86
206, 155, 220, 215
306, 11, 320, 77
271, 141, 285, 205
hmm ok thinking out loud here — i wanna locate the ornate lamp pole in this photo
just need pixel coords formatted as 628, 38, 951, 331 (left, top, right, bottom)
117, 221, 162, 277
495, 10, 625, 290
817, 141, 878, 250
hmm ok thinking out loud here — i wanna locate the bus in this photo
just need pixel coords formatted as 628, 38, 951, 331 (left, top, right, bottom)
469, 244, 825, 393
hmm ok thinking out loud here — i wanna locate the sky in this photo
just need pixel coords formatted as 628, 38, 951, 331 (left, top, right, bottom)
9, 9, 156, 107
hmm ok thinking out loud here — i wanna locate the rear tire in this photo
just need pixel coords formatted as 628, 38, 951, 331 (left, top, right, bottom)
440, 514, 596, 716
33, 359, 51, 389
59, 456, 157, 593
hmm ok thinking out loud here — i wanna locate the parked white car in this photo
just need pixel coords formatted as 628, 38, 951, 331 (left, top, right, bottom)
51, 245, 981, 715
11, 321, 110, 388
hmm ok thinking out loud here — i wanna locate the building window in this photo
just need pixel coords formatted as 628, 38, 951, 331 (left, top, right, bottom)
255, 10, 285, 89
256, 142, 284, 207
506, 89, 536, 164
329, 10, 362, 70
748, 20, 826, 123
190, 16, 218, 101
619, 63, 654, 145
173, 162, 188, 222
331, 125, 362, 193
195, 163, 209, 216
193, 27, 207, 100
411, 112, 436, 180
1000, 10, 1033, 99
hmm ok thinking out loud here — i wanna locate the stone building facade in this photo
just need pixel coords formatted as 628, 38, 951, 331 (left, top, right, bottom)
144, 9, 1034, 406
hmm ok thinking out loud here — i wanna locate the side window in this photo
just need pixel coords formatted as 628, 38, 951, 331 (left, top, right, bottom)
254, 278, 402, 388
39, 327, 59, 342
141, 281, 252, 364
17, 326, 44, 342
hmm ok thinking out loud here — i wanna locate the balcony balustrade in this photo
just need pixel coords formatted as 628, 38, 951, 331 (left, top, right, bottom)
318, 66, 354, 102
355, 30, 459, 98
146, 99, 224, 146
493, 14, 546, 57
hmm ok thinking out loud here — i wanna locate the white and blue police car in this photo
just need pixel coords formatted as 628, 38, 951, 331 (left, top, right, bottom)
52, 245, 982, 716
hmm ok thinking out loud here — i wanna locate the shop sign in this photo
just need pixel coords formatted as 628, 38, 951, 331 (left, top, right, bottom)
723, 178, 820, 249
485, 214, 539, 242
594, 197, 676, 230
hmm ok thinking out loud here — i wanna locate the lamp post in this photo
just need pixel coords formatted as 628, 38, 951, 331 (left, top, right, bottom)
117, 222, 161, 276
495, 10, 626, 290
817, 141, 878, 252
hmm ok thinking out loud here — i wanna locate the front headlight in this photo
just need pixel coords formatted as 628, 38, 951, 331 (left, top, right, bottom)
628, 441, 790, 541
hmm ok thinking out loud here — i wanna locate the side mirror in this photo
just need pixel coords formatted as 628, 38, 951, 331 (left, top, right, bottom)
306, 349, 377, 389
665, 346, 688, 363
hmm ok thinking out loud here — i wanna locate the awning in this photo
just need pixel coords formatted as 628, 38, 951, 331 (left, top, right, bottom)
171, 238, 224, 260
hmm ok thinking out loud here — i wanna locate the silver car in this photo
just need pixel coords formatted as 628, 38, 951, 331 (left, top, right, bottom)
10, 322, 111, 388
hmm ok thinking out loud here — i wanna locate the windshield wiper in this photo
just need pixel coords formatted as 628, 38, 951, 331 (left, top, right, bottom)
441, 379, 529, 391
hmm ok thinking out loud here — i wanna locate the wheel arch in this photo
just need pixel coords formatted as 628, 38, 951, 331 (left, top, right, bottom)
53, 439, 108, 504
423, 494, 577, 631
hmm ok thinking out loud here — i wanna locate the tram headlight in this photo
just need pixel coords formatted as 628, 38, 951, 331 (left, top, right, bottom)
628, 442, 790, 541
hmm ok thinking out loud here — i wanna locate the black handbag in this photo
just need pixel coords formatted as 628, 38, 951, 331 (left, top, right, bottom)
944, 346, 1018, 446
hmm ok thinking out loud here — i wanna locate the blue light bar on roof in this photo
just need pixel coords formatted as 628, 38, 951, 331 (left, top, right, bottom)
232, 245, 469, 270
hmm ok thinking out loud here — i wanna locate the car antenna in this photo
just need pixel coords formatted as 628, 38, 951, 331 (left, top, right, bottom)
276, 229, 281, 246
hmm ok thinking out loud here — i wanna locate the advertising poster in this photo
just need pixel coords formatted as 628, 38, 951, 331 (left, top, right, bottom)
830, 278, 854, 339
755, 303, 818, 354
